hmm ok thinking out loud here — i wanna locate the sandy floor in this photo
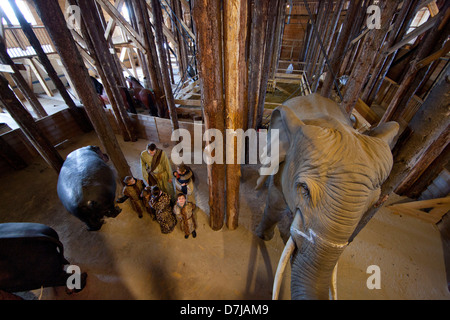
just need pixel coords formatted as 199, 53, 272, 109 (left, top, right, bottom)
0, 128, 448, 300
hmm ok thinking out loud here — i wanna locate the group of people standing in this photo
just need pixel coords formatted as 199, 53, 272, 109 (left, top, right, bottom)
116, 143, 198, 239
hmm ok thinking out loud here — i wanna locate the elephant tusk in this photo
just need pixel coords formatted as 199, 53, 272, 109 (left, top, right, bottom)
329, 262, 339, 300
272, 236, 296, 300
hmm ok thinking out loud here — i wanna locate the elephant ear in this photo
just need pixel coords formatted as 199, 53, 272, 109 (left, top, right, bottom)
256, 106, 304, 189
366, 121, 399, 150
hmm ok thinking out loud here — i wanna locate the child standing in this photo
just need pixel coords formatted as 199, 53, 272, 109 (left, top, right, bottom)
149, 186, 177, 234
173, 193, 197, 239
140, 186, 156, 220
173, 163, 195, 203
116, 176, 146, 218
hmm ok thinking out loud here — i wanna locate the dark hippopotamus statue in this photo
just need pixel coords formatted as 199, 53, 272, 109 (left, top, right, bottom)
0, 222, 86, 294
57, 146, 122, 231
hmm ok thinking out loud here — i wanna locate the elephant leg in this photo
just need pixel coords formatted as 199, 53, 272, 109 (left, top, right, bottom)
255, 177, 288, 241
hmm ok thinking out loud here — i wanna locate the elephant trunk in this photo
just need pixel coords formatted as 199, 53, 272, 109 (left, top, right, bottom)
290, 236, 346, 300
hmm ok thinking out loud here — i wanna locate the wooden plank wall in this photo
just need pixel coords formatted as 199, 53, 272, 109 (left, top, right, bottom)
106, 109, 205, 145
0, 108, 206, 176
0, 108, 85, 175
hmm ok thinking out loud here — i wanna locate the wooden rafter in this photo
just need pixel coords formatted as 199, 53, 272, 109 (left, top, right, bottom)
95, 0, 146, 52
387, 196, 450, 224
103, 0, 125, 41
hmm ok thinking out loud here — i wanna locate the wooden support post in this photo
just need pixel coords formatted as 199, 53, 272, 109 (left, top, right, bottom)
32, 0, 132, 180
269, 0, 287, 80
8, 0, 91, 133
321, 0, 362, 98
151, 0, 179, 130
255, 0, 279, 129
312, 0, 344, 93
0, 75, 63, 173
349, 61, 450, 244
0, 39, 47, 118
224, 0, 248, 230
361, 0, 419, 104
380, 4, 450, 123
395, 126, 449, 195
366, 0, 421, 106
341, 0, 398, 114
247, 0, 269, 130
126, 0, 150, 81
310, 0, 333, 91
173, 0, 189, 80
131, 0, 168, 118
94, 1, 128, 89
26, 58, 53, 98
76, 0, 137, 142
166, 39, 175, 84
404, 144, 449, 199
95, 0, 146, 52
193, 0, 226, 231
304, 0, 325, 83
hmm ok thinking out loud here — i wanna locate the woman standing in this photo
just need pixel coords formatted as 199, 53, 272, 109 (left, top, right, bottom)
149, 186, 177, 234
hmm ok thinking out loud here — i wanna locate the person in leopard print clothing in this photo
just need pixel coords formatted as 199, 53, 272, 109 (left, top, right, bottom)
149, 186, 177, 234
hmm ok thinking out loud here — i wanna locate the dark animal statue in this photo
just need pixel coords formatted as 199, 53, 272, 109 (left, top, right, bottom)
0, 222, 86, 294
90, 76, 158, 116
126, 76, 159, 117
57, 146, 122, 231
90, 76, 137, 114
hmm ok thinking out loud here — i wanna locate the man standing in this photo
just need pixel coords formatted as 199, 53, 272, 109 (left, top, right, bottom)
140, 143, 174, 198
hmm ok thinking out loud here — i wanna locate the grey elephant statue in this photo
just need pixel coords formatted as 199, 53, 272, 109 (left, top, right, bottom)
256, 93, 399, 300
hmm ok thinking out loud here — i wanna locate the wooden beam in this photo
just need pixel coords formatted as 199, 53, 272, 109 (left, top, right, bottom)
387, 196, 450, 224
224, 0, 248, 230
172, 0, 189, 80
395, 125, 449, 195
33, 0, 132, 180
25, 58, 53, 97
76, 0, 137, 142
354, 98, 380, 125
361, 0, 419, 103
0, 75, 63, 172
380, 4, 450, 124
405, 145, 450, 199
385, 13, 440, 55
104, 0, 125, 41
255, 0, 279, 129
55, 58, 81, 100
174, 98, 201, 106
247, 0, 269, 130
341, 0, 398, 114
151, 0, 179, 130
427, 1, 439, 17
9, 0, 90, 132
193, 0, 226, 231
417, 40, 450, 68
321, 0, 362, 98
95, 0, 146, 52
132, 0, 167, 118
0, 39, 47, 118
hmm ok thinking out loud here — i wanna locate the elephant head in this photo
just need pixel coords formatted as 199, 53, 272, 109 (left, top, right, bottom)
256, 93, 399, 300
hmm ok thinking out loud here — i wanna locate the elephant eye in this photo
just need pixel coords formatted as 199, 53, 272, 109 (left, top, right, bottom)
298, 183, 310, 198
